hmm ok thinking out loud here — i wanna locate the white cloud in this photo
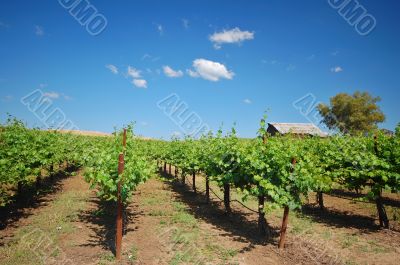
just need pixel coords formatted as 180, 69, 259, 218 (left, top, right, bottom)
331, 66, 343, 73
35, 25, 44, 36
243, 99, 252, 104
186, 69, 199, 78
127, 66, 142, 78
141, 121, 148, 126
106, 64, 118, 74
209, 27, 254, 49
155, 23, 163, 35
187, 59, 234, 82
186, 69, 200, 78
132, 79, 147, 88
182, 19, 189, 29
43, 91, 60, 99
39, 83, 48, 88
163, 66, 183, 78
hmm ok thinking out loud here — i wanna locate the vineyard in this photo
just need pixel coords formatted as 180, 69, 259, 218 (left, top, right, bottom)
0, 115, 399, 264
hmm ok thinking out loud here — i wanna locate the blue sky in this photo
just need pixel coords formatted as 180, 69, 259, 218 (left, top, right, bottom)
0, 0, 399, 138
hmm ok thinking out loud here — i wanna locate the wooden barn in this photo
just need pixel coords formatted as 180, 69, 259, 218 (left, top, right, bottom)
267, 123, 328, 137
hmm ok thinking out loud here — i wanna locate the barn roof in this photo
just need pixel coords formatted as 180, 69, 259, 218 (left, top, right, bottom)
268, 123, 328, 137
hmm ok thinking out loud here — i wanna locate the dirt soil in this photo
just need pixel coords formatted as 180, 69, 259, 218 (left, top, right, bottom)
1, 168, 400, 265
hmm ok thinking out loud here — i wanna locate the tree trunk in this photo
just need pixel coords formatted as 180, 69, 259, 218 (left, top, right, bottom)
181, 172, 185, 184
17, 181, 23, 194
223, 183, 231, 214
258, 195, 268, 236
205, 175, 210, 204
36, 175, 41, 189
278, 206, 290, 249
50, 164, 54, 181
175, 167, 178, 177
376, 190, 389, 229
317, 191, 324, 210
169, 164, 171, 175
163, 162, 167, 173
192, 172, 196, 193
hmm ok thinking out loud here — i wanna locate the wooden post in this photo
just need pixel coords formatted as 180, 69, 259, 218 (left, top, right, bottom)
374, 135, 389, 228
50, 164, 54, 181
317, 191, 324, 210
181, 172, 185, 184
258, 195, 267, 236
192, 172, 196, 193
169, 164, 172, 175
116, 153, 124, 260
278, 206, 290, 249
278, 157, 296, 249
205, 175, 210, 203
164, 162, 167, 173
224, 183, 231, 214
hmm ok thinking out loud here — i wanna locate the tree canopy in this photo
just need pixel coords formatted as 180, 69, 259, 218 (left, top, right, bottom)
318, 91, 385, 135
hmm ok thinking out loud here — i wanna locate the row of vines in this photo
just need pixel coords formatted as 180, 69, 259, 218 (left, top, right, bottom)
153, 117, 400, 247
1, 115, 399, 250
0, 117, 154, 208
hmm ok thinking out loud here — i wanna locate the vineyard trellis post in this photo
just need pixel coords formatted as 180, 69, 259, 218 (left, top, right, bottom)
258, 130, 268, 236
278, 157, 296, 249
181, 172, 185, 184
205, 175, 210, 203
116, 128, 127, 260
316, 191, 324, 210
374, 135, 389, 229
223, 183, 231, 214
192, 172, 196, 193
258, 195, 267, 236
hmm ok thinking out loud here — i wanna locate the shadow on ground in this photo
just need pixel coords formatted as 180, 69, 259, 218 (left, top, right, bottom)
301, 204, 381, 232
77, 194, 141, 255
0, 165, 78, 238
158, 168, 280, 255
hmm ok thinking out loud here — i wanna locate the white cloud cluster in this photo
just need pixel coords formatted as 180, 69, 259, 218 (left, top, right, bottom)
42, 91, 71, 100
44, 91, 60, 99
187, 59, 234, 82
331, 66, 343, 73
106, 64, 118, 74
127, 66, 142, 78
243, 99, 252, 104
132, 79, 147, 88
163, 66, 183, 78
209, 27, 254, 49
155, 23, 163, 35
124, 66, 148, 88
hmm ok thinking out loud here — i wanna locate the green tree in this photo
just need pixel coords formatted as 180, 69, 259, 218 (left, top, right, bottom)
318, 91, 385, 134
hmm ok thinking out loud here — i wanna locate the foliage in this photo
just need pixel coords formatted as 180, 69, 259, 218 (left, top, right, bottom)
318, 91, 385, 135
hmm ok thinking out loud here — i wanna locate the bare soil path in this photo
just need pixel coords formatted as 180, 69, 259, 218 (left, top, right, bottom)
1, 168, 400, 265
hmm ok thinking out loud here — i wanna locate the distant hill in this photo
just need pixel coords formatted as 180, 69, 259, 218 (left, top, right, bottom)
56, 130, 112, 137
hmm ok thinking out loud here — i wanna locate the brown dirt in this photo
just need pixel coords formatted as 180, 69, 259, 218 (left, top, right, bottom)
0, 168, 77, 246
1, 167, 400, 265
